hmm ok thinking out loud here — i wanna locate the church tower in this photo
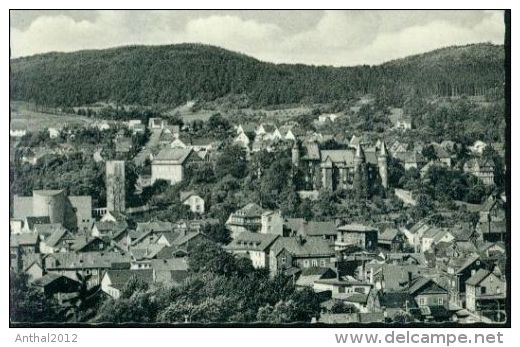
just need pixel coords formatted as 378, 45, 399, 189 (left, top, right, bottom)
292, 140, 300, 167
378, 141, 389, 189
106, 160, 126, 213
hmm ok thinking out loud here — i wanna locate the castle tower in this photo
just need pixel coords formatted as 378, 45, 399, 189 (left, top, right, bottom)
354, 144, 365, 171
106, 160, 126, 213
378, 141, 389, 189
291, 140, 300, 167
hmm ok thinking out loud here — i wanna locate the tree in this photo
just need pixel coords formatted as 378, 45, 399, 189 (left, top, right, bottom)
422, 144, 437, 162
188, 239, 239, 276
215, 145, 248, 179
121, 275, 150, 299
203, 223, 231, 245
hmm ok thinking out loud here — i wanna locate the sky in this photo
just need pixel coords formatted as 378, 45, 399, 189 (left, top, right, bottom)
10, 10, 505, 66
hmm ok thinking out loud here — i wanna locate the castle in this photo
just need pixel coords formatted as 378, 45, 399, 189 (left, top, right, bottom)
292, 140, 389, 191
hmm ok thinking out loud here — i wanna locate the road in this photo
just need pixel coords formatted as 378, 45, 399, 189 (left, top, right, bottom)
133, 129, 161, 166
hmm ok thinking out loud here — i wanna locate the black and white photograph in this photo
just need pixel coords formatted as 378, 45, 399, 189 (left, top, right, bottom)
8, 8, 510, 332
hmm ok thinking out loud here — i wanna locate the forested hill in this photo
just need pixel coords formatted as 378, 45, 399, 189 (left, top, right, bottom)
10, 43, 505, 107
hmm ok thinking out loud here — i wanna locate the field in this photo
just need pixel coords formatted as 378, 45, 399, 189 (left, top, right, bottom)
10, 101, 98, 132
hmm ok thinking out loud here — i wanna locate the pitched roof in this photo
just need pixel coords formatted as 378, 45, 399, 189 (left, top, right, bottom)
180, 191, 201, 202
225, 232, 280, 252
153, 148, 193, 163
321, 149, 355, 165
379, 228, 401, 242
337, 224, 377, 233
45, 252, 131, 269
11, 233, 39, 247
105, 269, 154, 290
466, 269, 493, 286
408, 277, 447, 295
135, 221, 173, 233
25, 216, 51, 230
45, 227, 72, 247
285, 219, 337, 237
271, 237, 334, 257
34, 223, 66, 237
33, 273, 78, 288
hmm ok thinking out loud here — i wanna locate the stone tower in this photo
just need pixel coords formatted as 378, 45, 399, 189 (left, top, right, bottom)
291, 140, 300, 167
106, 160, 126, 213
378, 141, 389, 189
354, 143, 365, 171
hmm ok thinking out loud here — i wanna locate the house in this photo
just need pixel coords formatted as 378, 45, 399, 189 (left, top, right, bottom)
10, 219, 24, 234
225, 232, 280, 269
420, 228, 455, 253
39, 225, 75, 254
234, 131, 251, 149
295, 267, 337, 288
23, 216, 51, 233
225, 203, 264, 237
260, 210, 284, 235
336, 224, 378, 251
444, 255, 488, 307
24, 260, 44, 282
10, 123, 27, 137
148, 117, 167, 130
91, 221, 128, 239
464, 158, 495, 185
72, 236, 111, 253
33, 273, 81, 297
366, 263, 422, 291
408, 277, 449, 311
377, 291, 419, 320
269, 236, 335, 276
318, 114, 340, 123
314, 277, 374, 312
48, 127, 60, 138
180, 191, 205, 214
101, 269, 154, 299
44, 252, 132, 288
477, 195, 506, 242
469, 140, 488, 155
378, 228, 406, 252
465, 269, 506, 316
151, 148, 202, 185
284, 219, 337, 242
402, 219, 432, 252
150, 258, 190, 286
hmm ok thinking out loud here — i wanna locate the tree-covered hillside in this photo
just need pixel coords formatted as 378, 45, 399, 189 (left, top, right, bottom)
10, 43, 505, 107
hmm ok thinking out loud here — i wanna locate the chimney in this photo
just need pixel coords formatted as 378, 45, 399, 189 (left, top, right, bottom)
407, 271, 413, 288
298, 234, 305, 245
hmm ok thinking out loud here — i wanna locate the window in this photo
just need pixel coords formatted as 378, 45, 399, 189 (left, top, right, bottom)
281, 256, 286, 264
303, 260, 310, 268
320, 259, 327, 267
496, 286, 501, 294
437, 297, 444, 305
419, 297, 426, 306
312, 259, 318, 267
481, 286, 487, 295
338, 286, 345, 293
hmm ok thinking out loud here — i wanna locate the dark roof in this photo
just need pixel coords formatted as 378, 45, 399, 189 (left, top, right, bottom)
105, 269, 153, 290
25, 216, 51, 230
466, 269, 493, 286
33, 273, 79, 288
271, 237, 334, 257
379, 291, 418, 309
225, 232, 279, 252
153, 148, 193, 163
337, 224, 377, 233
408, 277, 447, 295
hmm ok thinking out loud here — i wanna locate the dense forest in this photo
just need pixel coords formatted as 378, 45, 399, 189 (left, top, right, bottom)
10, 43, 505, 108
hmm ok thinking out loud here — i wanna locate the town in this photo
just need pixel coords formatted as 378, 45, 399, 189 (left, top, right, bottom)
9, 88, 507, 325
